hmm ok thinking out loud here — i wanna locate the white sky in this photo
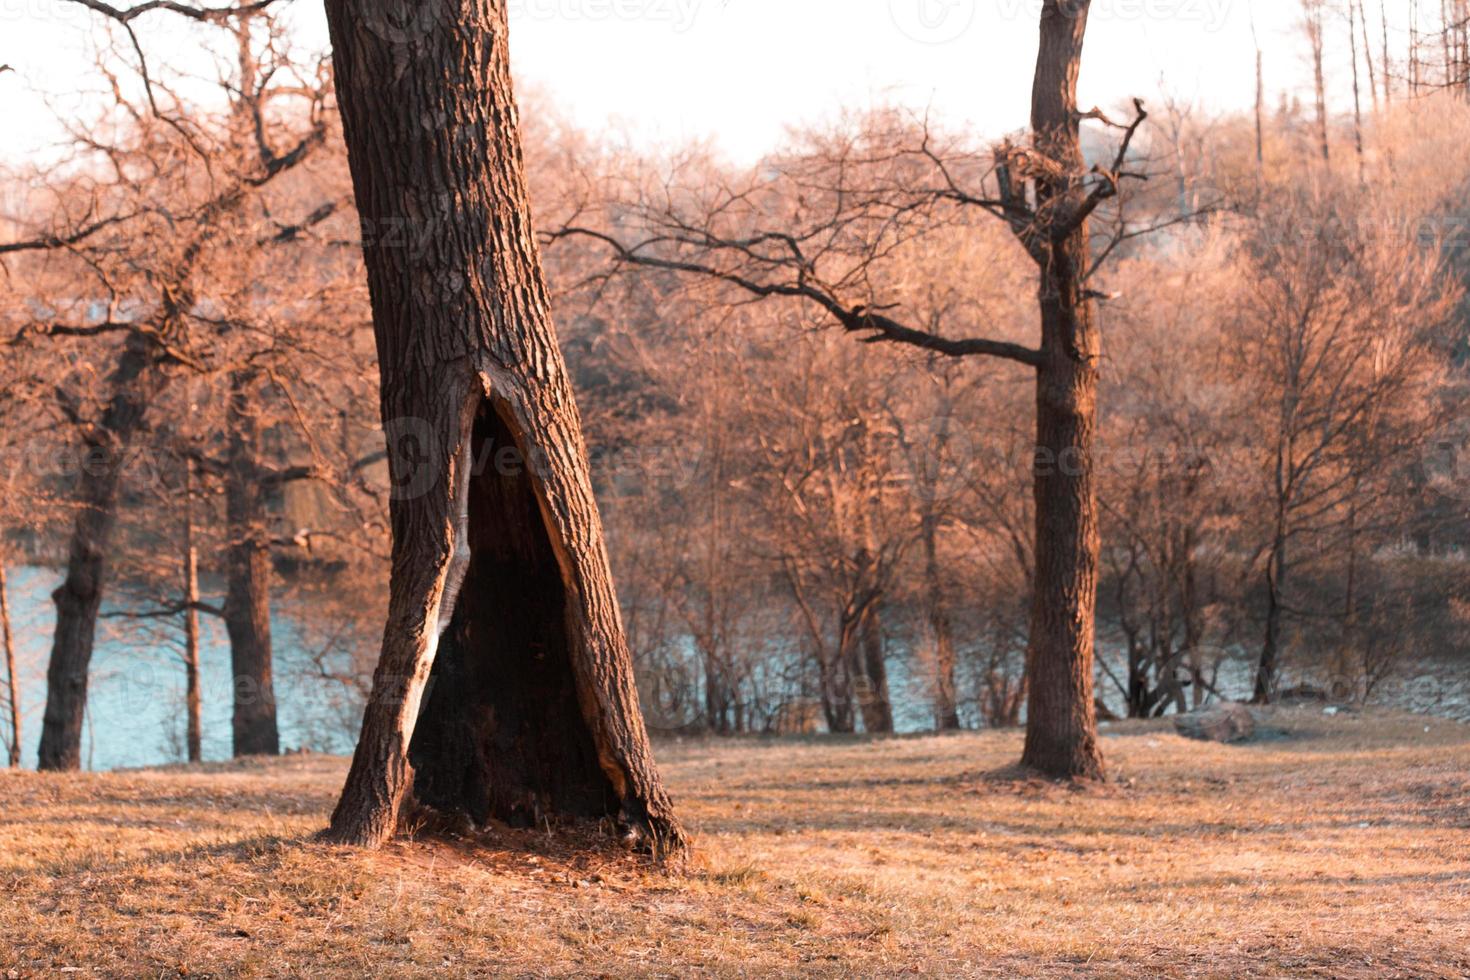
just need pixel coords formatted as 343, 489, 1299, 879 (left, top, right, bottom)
0, 0, 1411, 165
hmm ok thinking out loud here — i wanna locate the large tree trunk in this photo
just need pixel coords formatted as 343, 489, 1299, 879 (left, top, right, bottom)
223, 370, 279, 757
322, 0, 684, 852
37, 333, 161, 771
1019, 1, 1105, 781
1, 564, 19, 768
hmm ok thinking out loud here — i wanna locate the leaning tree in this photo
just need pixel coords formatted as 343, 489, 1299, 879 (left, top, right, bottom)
319, 0, 685, 850
557, 0, 1152, 778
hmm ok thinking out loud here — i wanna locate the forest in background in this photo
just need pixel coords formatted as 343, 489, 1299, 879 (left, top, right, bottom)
2, 0, 1470, 768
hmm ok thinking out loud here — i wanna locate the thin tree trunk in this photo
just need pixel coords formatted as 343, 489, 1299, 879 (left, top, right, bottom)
1254, 39, 1267, 184
1342, 491, 1361, 682
1308, 2, 1332, 163
182, 462, 203, 765
1383, 0, 1395, 103
787, 566, 853, 734
223, 369, 278, 757
1405, 0, 1417, 94
1, 564, 19, 768
701, 424, 730, 734
38, 333, 162, 771
321, 0, 685, 852
1443, 0, 1453, 89
855, 513, 893, 734
1255, 516, 1290, 703
1349, 0, 1368, 181
922, 512, 961, 731
1358, 0, 1380, 112
857, 603, 893, 733
833, 614, 863, 735
1019, 1, 1105, 781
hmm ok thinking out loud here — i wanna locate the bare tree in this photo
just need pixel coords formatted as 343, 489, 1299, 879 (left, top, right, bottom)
1302, 0, 1333, 163
320, 0, 685, 851
555, 3, 1157, 778
1237, 189, 1458, 701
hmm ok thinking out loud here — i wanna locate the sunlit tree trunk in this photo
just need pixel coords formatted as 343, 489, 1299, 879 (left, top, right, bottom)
1019, 1, 1105, 780
322, 0, 685, 851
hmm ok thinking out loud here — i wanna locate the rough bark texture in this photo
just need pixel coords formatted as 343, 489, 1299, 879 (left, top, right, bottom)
223, 370, 279, 757
1, 565, 19, 768
1018, 1, 1106, 781
322, 0, 685, 852
38, 333, 163, 771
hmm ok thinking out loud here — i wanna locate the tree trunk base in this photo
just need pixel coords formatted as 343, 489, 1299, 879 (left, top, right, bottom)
1020, 727, 1106, 782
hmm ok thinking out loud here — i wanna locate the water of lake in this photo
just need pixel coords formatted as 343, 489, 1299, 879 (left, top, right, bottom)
3, 565, 1464, 771
2, 566, 360, 771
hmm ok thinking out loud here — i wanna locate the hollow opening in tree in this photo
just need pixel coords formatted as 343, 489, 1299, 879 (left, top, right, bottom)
408, 398, 618, 828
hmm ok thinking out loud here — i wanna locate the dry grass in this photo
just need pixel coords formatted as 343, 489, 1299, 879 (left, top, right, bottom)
2, 708, 1469, 978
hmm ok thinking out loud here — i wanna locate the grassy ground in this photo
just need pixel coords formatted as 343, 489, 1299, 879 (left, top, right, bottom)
2, 708, 1468, 978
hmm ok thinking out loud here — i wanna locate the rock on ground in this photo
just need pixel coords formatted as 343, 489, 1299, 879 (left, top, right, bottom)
1175, 702, 1256, 743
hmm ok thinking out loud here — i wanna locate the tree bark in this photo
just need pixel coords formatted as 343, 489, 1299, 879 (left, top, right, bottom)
857, 603, 893, 733
321, 0, 685, 852
1306, 1, 1332, 163
1254, 515, 1290, 703
1348, 0, 1367, 181
223, 369, 279, 757
1, 564, 19, 768
1018, 1, 1106, 781
1382, 0, 1394, 103
38, 332, 163, 771
1251, 15, 1266, 187
182, 462, 203, 765
1357, 0, 1380, 113
922, 512, 961, 731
